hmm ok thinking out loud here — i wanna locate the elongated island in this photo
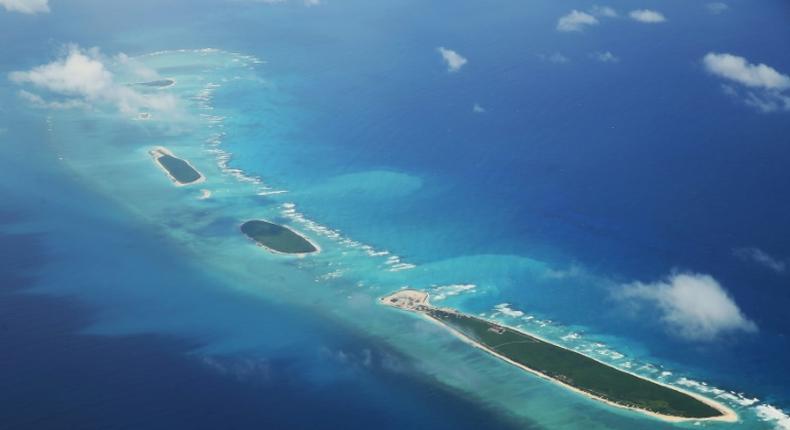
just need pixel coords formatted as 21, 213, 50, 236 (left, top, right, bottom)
150, 147, 205, 186
380, 290, 738, 423
241, 220, 319, 255
135, 78, 176, 88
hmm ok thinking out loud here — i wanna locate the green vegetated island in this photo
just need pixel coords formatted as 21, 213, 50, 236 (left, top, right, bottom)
380, 290, 738, 423
150, 147, 205, 186
147, 148, 318, 256
241, 220, 319, 255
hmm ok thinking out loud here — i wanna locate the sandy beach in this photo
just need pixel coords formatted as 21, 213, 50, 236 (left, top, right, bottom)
381, 290, 739, 424
149, 146, 206, 186
240, 219, 321, 257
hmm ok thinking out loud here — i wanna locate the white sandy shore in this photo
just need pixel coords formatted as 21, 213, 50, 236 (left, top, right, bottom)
149, 146, 206, 186
240, 219, 321, 257
380, 290, 739, 424
157, 78, 176, 89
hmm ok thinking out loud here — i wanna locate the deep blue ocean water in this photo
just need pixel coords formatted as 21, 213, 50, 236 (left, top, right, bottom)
0, 116, 524, 430
1, 0, 789, 428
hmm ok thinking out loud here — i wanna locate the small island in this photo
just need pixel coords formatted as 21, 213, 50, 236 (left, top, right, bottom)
380, 290, 738, 423
149, 147, 205, 186
135, 78, 176, 88
241, 220, 319, 255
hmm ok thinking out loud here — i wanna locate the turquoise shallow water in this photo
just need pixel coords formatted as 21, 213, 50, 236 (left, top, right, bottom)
2, 0, 790, 429
14, 48, 779, 429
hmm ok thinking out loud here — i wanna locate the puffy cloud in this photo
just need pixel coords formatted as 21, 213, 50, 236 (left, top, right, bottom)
557, 10, 599, 32
472, 103, 485, 113
17, 89, 88, 110
704, 52, 790, 90
437, 47, 467, 72
590, 51, 619, 63
9, 45, 178, 117
704, 52, 790, 112
0, 0, 49, 14
733, 247, 787, 273
707, 2, 729, 14
629, 9, 666, 23
614, 272, 757, 341
11, 47, 114, 96
494, 303, 524, 318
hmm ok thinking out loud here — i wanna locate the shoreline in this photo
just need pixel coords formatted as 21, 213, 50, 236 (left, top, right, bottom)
379, 290, 738, 424
239, 219, 321, 257
149, 146, 206, 186
135, 78, 177, 89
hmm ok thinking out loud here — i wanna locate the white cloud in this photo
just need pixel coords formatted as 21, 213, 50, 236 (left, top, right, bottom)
590, 51, 619, 63
9, 45, 178, 117
742, 91, 790, 112
472, 103, 485, 113
304, 0, 321, 5
18, 89, 88, 110
734, 247, 787, 273
539, 52, 570, 64
629, 9, 666, 23
614, 272, 757, 341
494, 303, 524, 318
703, 52, 790, 90
437, 47, 467, 72
706, 2, 729, 14
557, 10, 599, 32
704, 52, 790, 112
115, 53, 159, 81
590, 5, 618, 18
0, 0, 49, 14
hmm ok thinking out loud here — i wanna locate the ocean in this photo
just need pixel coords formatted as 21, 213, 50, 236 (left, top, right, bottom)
1, 0, 789, 428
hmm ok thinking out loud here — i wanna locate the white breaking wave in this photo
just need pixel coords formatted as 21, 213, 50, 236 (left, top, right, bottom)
675, 377, 764, 410
278, 202, 416, 272
152, 49, 784, 426
430, 284, 476, 301
153, 49, 420, 287
318, 269, 344, 281
483, 296, 780, 424
756, 404, 790, 430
